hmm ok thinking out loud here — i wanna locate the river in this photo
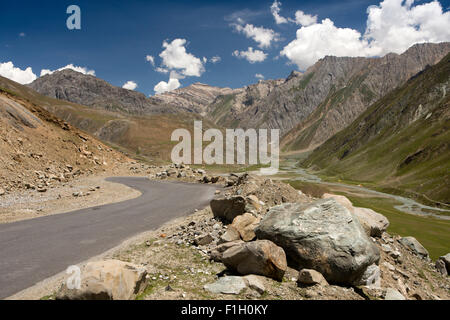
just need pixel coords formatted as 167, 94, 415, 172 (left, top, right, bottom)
272, 160, 450, 221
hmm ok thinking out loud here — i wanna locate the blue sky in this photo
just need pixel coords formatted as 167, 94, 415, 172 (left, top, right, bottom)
1, 0, 449, 95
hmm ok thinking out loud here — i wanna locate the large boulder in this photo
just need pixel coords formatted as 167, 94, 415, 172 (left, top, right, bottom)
231, 213, 260, 241
255, 199, 380, 285
398, 237, 429, 260
323, 193, 389, 237
352, 207, 389, 237
221, 240, 287, 281
210, 196, 246, 222
56, 260, 147, 300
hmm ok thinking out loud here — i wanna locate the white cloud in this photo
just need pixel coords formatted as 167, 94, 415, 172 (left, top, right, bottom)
159, 39, 205, 77
281, 19, 375, 70
155, 67, 169, 74
122, 81, 138, 90
154, 77, 181, 95
233, 47, 268, 63
0, 61, 37, 84
146, 55, 155, 66
281, 0, 450, 70
255, 73, 265, 80
271, 1, 288, 24
233, 23, 280, 48
210, 56, 221, 63
19, 32, 26, 37
294, 10, 318, 26
364, 0, 450, 55
40, 64, 96, 77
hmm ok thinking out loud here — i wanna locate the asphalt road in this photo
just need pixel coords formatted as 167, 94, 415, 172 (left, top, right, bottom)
0, 177, 217, 299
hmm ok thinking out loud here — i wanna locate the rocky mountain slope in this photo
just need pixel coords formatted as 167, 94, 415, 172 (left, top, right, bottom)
301, 53, 450, 206
25, 43, 450, 157
0, 75, 130, 195
28, 69, 177, 115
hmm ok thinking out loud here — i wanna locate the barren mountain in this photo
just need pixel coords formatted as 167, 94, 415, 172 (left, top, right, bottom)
27, 69, 176, 115
0, 76, 130, 194
302, 53, 450, 205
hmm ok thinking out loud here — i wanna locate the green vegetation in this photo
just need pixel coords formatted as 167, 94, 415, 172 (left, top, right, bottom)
344, 195, 450, 260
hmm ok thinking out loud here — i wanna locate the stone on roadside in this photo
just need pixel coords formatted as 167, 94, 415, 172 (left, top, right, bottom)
209, 240, 244, 262
231, 213, 260, 242
219, 226, 241, 244
194, 234, 214, 246
435, 259, 447, 276
439, 253, 450, 273
398, 237, 429, 260
297, 269, 329, 286
221, 240, 287, 281
56, 260, 147, 300
384, 288, 406, 300
204, 276, 247, 295
255, 199, 380, 285
210, 196, 246, 223
243, 275, 265, 294
355, 264, 381, 288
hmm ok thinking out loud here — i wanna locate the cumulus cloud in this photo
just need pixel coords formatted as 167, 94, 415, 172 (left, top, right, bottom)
233, 47, 268, 63
271, 1, 288, 24
122, 81, 138, 90
294, 10, 318, 26
154, 77, 181, 95
40, 64, 96, 77
159, 39, 205, 77
146, 55, 155, 66
281, 0, 450, 70
281, 19, 375, 70
210, 56, 221, 63
19, 32, 26, 37
233, 23, 280, 48
364, 0, 450, 55
0, 61, 37, 84
255, 73, 265, 80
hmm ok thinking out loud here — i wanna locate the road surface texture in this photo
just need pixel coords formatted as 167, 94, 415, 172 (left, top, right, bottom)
0, 177, 217, 299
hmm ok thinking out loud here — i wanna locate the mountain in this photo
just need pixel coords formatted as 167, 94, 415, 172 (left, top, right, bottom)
4, 74, 217, 162
0, 75, 130, 193
28, 69, 177, 115
26, 42, 450, 158
301, 53, 450, 206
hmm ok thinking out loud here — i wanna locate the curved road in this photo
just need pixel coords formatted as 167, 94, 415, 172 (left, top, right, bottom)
0, 177, 217, 299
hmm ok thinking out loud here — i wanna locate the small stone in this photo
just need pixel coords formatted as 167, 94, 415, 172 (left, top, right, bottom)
195, 234, 214, 246
204, 276, 247, 295
384, 288, 406, 300
297, 269, 329, 286
435, 259, 447, 276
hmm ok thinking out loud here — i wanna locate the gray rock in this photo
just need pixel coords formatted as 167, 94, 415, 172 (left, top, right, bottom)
210, 196, 246, 223
439, 253, 450, 273
204, 276, 247, 295
56, 260, 147, 300
209, 240, 244, 262
243, 275, 265, 294
194, 234, 214, 246
355, 264, 381, 288
398, 237, 429, 259
297, 269, 328, 286
219, 226, 241, 244
435, 259, 447, 276
221, 240, 287, 281
352, 207, 389, 237
255, 199, 380, 285
384, 288, 406, 300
